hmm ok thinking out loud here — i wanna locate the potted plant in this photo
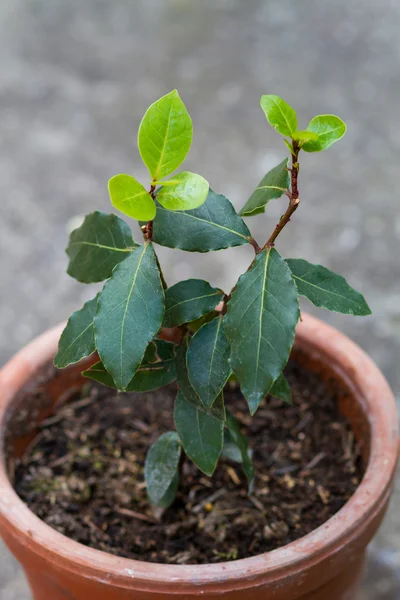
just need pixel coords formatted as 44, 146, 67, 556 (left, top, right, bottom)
0, 91, 398, 600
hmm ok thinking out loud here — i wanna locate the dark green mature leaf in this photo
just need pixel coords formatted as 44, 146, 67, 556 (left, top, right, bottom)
224, 248, 299, 415
84, 360, 176, 392
150, 189, 251, 252
187, 317, 231, 408
82, 340, 177, 392
286, 259, 371, 316
157, 472, 180, 509
66, 211, 136, 283
108, 174, 156, 221
127, 359, 176, 391
302, 115, 346, 152
221, 433, 242, 463
54, 295, 98, 368
260, 95, 298, 137
187, 310, 220, 333
225, 410, 255, 493
176, 339, 225, 421
174, 391, 224, 476
240, 158, 290, 217
145, 432, 181, 506
176, 338, 200, 405
143, 339, 176, 362
94, 242, 164, 390
156, 172, 209, 211
269, 373, 292, 404
138, 89, 192, 181
164, 279, 224, 328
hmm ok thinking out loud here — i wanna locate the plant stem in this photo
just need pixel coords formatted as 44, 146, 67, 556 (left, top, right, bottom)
139, 183, 168, 291
262, 140, 301, 251
249, 236, 262, 254
141, 184, 156, 241
221, 141, 301, 314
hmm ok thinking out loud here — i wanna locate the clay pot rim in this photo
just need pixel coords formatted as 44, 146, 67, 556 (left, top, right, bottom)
0, 314, 398, 590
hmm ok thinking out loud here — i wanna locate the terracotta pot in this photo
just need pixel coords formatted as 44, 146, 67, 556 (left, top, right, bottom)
0, 314, 398, 600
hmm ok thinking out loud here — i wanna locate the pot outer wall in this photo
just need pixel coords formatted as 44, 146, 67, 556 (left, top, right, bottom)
0, 315, 398, 600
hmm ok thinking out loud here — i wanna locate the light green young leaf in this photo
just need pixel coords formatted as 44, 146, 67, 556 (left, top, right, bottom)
156, 172, 209, 211
66, 211, 137, 283
108, 174, 156, 221
292, 130, 319, 143
225, 410, 255, 493
138, 89, 193, 180
224, 248, 299, 415
269, 373, 292, 404
240, 158, 290, 217
286, 259, 371, 315
94, 242, 165, 390
174, 391, 224, 476
176, 338, 225, 422
187, 317, 231, 409
302, 115, 346, 152
163, 279, 224, 328
284, 139, 294, 154
260, 95, 298, 137
54, 294, 99, 368
145, 431, 181, 506
150, 189, 251, 252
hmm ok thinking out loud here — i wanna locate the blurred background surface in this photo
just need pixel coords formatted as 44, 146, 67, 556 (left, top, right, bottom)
0, 0, 399, 598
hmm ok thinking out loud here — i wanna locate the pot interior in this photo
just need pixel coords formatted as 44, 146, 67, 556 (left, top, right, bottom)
3, 344, 371, 481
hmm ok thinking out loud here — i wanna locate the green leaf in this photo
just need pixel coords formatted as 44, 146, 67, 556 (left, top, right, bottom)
94, 242, 165, 390
174, 391, 224, 476
150, 189, 251, 252
187, 310, 220, 333
89, 339, 176, 391
225, 410, 255, 493
54, 295, 99, 368
156, 172, 209, 211
187, 317, 231, 408
138, 89, 193, 181
157, 471, 180, 509
66, 211, 136, 283
145, 431, 181, 506
176, 338, 225, 422
83, 359, 176, 392
286, 259, 371, 316
240, 158, 290, 217
292, 130, 319, 142
302, 115, 347, 152
108, 174, 155, 221
260, 95, 298, 137
143, 339, 176, 362
163, 279, 224, 328
224, 248, 299, 415
82, 340, 177, 392
221, 434, 242, 463
284, 139, 294, 154
269, 373, 292, 404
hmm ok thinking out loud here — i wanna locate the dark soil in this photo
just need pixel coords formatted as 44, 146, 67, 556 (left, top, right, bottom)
13, 361, 363, 564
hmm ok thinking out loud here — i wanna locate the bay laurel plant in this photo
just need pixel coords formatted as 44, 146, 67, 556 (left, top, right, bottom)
55, 90, 371, 508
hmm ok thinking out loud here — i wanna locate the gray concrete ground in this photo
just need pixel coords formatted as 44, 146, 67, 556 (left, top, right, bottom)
0, 0, 399, 597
